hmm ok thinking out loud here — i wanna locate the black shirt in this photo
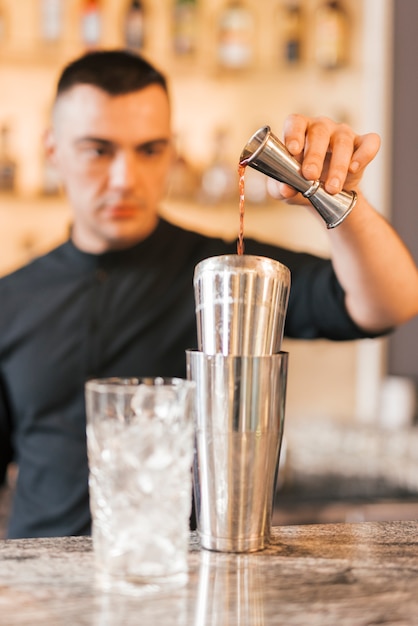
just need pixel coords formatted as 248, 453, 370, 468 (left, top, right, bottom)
0, 218, 373, 538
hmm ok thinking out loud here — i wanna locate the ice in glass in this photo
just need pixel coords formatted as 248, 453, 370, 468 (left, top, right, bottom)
85, 377, 195, 595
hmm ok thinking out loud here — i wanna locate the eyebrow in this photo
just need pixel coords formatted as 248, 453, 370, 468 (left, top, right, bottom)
74, 137, 171, 150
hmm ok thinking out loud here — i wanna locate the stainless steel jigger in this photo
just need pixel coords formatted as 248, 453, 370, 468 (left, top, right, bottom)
240, 125, 357, 229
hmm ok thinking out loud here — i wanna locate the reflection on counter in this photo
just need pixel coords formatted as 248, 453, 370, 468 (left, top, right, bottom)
95, 585, 190, 626
195, 551, 266, 626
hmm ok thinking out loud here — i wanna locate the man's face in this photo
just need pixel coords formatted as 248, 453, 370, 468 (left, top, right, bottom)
48, 83, 174, 253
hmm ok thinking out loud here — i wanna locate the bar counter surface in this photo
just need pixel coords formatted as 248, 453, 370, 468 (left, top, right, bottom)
1, 521, 418, 625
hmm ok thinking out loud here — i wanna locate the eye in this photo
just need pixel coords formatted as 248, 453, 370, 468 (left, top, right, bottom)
138, 141, 169, 157
77, 140, 114, 160
91, 145, 111, 157
87, 144, 113, 158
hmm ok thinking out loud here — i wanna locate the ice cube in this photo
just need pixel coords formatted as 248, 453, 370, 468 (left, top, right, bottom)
145, 446, 174, 470
131, 383, 179, 424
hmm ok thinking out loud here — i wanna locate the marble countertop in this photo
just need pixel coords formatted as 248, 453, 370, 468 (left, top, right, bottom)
1, 521, 418, 625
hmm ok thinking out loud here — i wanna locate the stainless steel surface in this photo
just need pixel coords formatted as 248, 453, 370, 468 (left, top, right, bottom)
240, 125, 357, 228
193, 254, 290, 356
186, 351, 288, 553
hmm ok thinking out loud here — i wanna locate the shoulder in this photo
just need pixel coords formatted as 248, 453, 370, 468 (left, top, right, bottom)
1, 242, 67, 285
0, 242, 72, 320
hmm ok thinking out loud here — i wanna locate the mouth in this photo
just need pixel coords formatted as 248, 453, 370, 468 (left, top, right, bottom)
103, 201, 144, 219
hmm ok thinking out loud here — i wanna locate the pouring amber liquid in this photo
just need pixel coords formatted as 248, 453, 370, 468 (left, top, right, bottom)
237, 163, 246, 255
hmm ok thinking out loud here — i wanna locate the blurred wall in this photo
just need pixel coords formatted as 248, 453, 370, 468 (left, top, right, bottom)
388, 0, 418, 383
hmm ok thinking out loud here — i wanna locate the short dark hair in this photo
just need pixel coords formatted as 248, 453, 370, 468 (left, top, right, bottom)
56, 49, 168, 99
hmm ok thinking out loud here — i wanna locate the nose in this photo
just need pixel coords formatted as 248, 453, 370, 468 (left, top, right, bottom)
108, 150, 138, 191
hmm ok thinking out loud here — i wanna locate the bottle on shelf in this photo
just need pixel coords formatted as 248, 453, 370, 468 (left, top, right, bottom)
314, 1, 350, 70
80, 0, 102, 49
40, 0, 64, 43
217, 1, 254, 70
172, 0, 198, 57
279, 1, 304, 65
199, 128, 237, 204
124, 0, 145, 51
0, 124, 17, 193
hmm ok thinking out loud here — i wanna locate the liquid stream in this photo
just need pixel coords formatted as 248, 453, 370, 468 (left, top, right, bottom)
237, 162, 246, 255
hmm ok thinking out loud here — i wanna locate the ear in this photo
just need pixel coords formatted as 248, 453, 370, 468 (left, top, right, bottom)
43, 127, 58, 165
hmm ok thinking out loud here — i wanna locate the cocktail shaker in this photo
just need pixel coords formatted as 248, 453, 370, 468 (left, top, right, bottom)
240, 125, 357, 228
187, 350, 288, 553
194, 254, 290, 355
188, 253, 290, 553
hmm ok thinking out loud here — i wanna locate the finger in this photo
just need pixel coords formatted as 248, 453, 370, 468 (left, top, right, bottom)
324, 124, 356, 193
349, 132, 381, 174
300, 117, 337, 181
282, 113, 309, 156
267, 178, 298, 199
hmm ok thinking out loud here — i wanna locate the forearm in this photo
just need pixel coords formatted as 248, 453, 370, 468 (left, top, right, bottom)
274, 114, 418, 332
328, 193, 418, 332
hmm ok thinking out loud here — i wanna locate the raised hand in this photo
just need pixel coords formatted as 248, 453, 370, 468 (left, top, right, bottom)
268, 114, 381, 201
